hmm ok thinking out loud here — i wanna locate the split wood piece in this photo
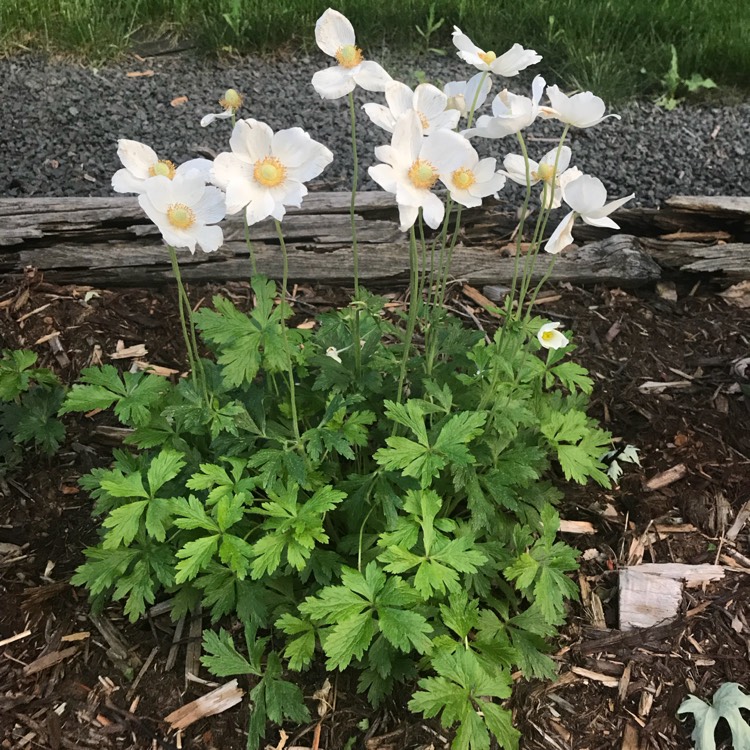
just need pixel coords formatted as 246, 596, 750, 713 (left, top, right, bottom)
726, 499, 750, 542
644, 463, 687, 491
570, 666, 620, 687
89, 612, 142, 675
619, 564, 725, 631
23, 646, 79, 676
621, 721, 642, 750
184, 605, 203, 688
164, 679, 244, 730
559, 520, 596, 534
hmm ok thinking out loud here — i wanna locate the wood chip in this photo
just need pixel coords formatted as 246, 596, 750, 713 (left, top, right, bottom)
23, 646, 79, 675
170, 96, 189, 107
559, 519, 595, 534
644, 463, 687, 490
726, 499, 750, 542
638, 379, 692, 393
462, 284, 500, 317
126, 70, 154, 77
109, 343, 147, 360
60, 631, 90, 642
656, 280, 678, 302
658, 230, 731, 242
164, 679, 244, 730
621, 721, 641, 750
634, 562, 724, 585
133, 360, 180, 376
570, 667, 619, 687
0, 629, 31, 647
34, 330, 61, 345
720, 280, 750, 308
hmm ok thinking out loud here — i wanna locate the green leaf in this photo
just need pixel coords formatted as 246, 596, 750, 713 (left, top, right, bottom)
175, 534, 220, 583
677, 682, 750, 750
219, 534, 254, 578
102, 500, 148, 549
146, 449, 185, 497
275, 614, 316, 671
144, 496, 173, 542
201, 628, 258, 676
99, 471, 149, 499
378, 608, 432, 654
172, 495, 221, 532
433, 411, 486, 466
323, 612, 375, 670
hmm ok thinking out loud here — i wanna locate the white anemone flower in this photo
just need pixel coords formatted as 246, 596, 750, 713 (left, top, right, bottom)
211, 119, 333, 225
200, 88, 243, 127
463, 76, 545, 139
451, 27, 541, 76
368, 110, 474, 231
311, 8, 392, 99
138, 171, 225, 254
441, 148, 506, 209
537, 322, 569, 349
362, 81, 460, 135
541, 85, 621, 128
503, 146, 579, 208
443, 73, 492, 118
545, 173, 634, 254
112, 139, 212, 195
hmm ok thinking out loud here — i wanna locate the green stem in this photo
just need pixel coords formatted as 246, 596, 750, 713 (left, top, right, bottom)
396, 225, 421, 406
348, 91, 362, 378
466, 71, 489, 128
243, 213, 257, 277
274, 220, 300, 442
524, 256, 558, 319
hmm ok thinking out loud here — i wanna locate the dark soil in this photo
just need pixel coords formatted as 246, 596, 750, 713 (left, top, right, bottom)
1, 271, 749, 750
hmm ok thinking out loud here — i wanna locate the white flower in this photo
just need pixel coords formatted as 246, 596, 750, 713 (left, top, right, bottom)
545, 173, 634, 254
463, 76, 545, 139
441, 148, 506, 209
111, 139, 212, 194
138, 171, 225, 254
451, 27, 541, 76
325, 346, 343, 363
200, 88, 243, 127
363, 81, 460, 135
368, 110, 474, 231
541, 85, 621, 128
503, 145, 577, 208
443, 73, 492, 117
311, 8, 391, 99
563, 174, 634, 228
537, 322, 569, 349
211, 119, 333, 225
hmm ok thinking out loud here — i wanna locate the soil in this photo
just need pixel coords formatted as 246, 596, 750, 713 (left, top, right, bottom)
1, 270, 749, 750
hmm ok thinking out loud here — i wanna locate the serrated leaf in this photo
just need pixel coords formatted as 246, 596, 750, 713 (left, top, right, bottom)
99, 471, 149, 499
275, 614, 316, 671
323, 612, 375, 670
102, 500, 148, 549
145, 496, 173, 541
219, 534, 254, 578
201, 628, 258, 677
378, 607, 432, 653
146, 449, 185, 497
175, 534, 220, 583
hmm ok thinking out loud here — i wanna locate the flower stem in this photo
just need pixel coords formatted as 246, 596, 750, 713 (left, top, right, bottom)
348, 90, 363, 378
243, 212, 257, 277
274, 220, 301, 442
466, 72, 489, 128
396, 224, 420, 406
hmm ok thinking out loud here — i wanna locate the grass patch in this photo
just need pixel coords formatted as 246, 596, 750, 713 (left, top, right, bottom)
1, 0, 748, 101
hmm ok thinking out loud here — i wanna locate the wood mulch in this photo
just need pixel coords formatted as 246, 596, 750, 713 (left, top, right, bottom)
1, 269, 749, 750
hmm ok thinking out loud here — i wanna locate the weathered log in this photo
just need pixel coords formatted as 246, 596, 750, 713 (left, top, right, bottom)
0, 194, 746, 286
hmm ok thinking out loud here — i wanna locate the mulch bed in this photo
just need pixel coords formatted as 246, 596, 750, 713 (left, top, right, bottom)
1, 270, 749, 750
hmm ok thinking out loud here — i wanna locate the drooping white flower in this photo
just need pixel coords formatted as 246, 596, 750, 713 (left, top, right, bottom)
451, 27, 541, 76
503, 145, 578, 208
441, 148, 506, 209
463, 76, 545, 139
544, 173, 634, 254
541, 85, 621, 128
325, 346, 343, 363
443, 73, 492, 118
311, 8, 391, 99
368, 110, 474, 231
563, 174, 634, 228
537, 322, 569, 349
363, 81, 460, 135
112, 140, 212, 195
138, 171, 225, 254
211, 119, 333, 225
200, 88, 243, 127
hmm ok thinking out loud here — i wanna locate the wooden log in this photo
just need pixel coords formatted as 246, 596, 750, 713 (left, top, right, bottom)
0, 194, 747, 286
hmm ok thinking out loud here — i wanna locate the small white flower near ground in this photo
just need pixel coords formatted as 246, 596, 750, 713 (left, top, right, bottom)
541, 85, 621, 128
451, 27, 541, 76
537, 322, 569, 349
200, 88, 244, 127
463, 76, 545, 139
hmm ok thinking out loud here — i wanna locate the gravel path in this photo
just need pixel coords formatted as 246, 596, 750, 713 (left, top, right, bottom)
2, 52, 748, 205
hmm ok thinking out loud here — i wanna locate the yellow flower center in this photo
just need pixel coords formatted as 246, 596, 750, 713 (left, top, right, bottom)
417, 111, 430, 129
479, 50, 497, 65
536, 163, 556, 183
253, 156, 287, 188
166, 203, 196, 230
220, 88, 243, 111
335, 44, 364, 69
408, 159, 439, 190
452, 167, 476, 191
149, 160, 176, 179
541, 330, 556, 342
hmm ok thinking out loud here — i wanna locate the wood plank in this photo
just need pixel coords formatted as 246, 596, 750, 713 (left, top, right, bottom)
666, 195, 750, 216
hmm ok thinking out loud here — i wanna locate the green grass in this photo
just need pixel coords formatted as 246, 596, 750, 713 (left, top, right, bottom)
1, 0, 748, 101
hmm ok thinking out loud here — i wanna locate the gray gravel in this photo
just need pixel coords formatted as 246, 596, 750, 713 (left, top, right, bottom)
2, 52, 748, 205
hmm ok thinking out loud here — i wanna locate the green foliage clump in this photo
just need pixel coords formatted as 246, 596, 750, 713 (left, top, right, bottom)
0, 349, 66, 476
62, 274, 611, 749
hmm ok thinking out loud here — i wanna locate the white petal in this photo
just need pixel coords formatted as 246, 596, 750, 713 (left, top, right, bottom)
245, 190, 277, 226
545, 211, 576, 254
531, 75, 546, 106
503, 154, 538, 185
211, 152, 250, 191
193, 186, 226, 225
392, 111, 423, 164
143, 175, 176, 213
490, 43, 542, 77
138, 192, 166, 226
225, 177, 258, 215
471, 170, 506, 198
171, 171, 206, 208
588, 192, 635, 219
352, 61, 392, 92
464, 72, 492, 112
398, 203, 419, 232
451, 26, 482, 56
449, 186, 481, 208
581, 214, 620, 229
177, 158, 214, 181
117, 139, 158, 179
192, 224, 224, 253
421, 192, 445, 229
200, 109, 233, 127
421, 130, 474, 175
563, 174, 607, 214
425, 109, 461, 134
230, 119, 273, 162
384, 81, 414, 118
312, 66, 356, 99
315, 8, 355, 57
540, 145, 571, 173
368, 164, 398, 194
473, 157, 498, 182
282, 139, 333, 183
362, 103, 396, 133
278, 180, 308, 209
374, 144, 397, 166
415, 83, 448, 119
112, 168, 145, 194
